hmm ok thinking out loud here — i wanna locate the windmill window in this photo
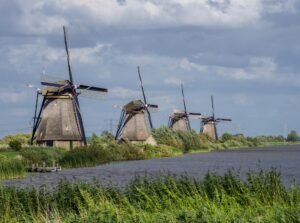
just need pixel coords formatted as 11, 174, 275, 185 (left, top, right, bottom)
46, 141, 53, 147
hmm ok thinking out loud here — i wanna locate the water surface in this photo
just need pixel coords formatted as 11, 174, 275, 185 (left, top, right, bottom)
2, 145, 300, 188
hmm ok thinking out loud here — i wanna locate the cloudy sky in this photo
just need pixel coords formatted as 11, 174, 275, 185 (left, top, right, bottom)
0, 0, 300, 138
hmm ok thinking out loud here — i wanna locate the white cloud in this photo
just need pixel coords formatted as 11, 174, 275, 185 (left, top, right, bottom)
110, 87, 140, 99
8, 0, 278, 34
7, 42, 111, 66
179, 58, 207, 72
264, 0, 297, 13
218, 57, 277, 80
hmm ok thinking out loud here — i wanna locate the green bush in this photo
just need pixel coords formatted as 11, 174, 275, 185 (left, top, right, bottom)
60, 143, 146, 168
152, 127, 203, 152
9, 140, 22, 151
221, 133, 233, 142
20, 147, 65, 166
152, 126, 181, 148
175, 130, 201, 153
1, 133, 31, 145
287, 130, 298, 142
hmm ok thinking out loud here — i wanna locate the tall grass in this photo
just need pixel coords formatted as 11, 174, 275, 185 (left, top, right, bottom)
0, 169, 299, 222
0, 159, 26, 180
152, 127, 202, 152
20, 146, 66, 166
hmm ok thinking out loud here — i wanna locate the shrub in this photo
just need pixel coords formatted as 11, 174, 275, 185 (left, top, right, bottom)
60, 143, 146, 168
9, 140, 22, 151
287, 130, 298, 142
152, 126, 180, 148
20, 147, 65, 166
144, 144, 178, 158
152, 126, 203, 152
221, 133, 233, 142
1, 133, 31, 145
175, 130, 201, 153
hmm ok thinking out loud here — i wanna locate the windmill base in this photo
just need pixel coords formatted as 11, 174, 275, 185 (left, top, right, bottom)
37, 140, 82, 150
119, 135, 157, 146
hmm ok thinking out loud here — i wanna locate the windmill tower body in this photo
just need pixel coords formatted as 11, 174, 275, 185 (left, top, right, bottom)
117, 101, 152, 141
172, 118, 189, 131
169, 111, 190, 131
201, 120, 217, 141
35, 87, 83, 148
115, 68, 158, 145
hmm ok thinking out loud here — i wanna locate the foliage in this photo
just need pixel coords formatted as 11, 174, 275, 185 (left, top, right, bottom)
221, 132, 233, 142
152, 126, 203, 152
151, 126, 180, 148
1, 133, 31, 145
61, 133, 182, 168
0, 159, 26, 180
0, 169, 299, 222
8, 139, 22, 151
287, 130, 298, 142
20, 147, 66, 166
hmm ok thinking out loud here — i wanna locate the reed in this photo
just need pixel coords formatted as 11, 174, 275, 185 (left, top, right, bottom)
0, 159, 26, 180
0, 169, 299, 222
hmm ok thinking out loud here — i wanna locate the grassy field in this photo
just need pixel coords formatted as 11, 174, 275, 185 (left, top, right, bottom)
0, 169, 299, 222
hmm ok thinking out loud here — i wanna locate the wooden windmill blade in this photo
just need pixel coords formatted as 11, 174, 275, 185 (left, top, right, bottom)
63, 26, 87, 146
216, 118, 232, 122
146, 104, 159, 112
76, 85, 108, 100
211, 95, 215, 119
30, 93, 48, 145
137, 66, 154, 129
181, 84, 191, 130
188, 112, 202, 119
41, 74, 66, 86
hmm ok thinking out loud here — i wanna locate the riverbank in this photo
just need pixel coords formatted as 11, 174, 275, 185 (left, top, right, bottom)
3, 145, 300, 189
0, 140, 298, 181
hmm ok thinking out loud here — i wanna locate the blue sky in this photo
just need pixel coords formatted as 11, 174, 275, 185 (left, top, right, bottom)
0, 0, 300, 138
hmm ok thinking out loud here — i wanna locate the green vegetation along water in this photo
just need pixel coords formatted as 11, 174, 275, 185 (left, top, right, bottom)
0, 129, 297, 181
1, 169, 299, 222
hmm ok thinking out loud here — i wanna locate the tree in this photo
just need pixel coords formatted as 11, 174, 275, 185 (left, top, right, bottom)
287, 130, 298, 142
221, 133, 233, 142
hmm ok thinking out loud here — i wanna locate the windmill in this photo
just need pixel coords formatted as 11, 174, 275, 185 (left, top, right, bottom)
30, 26, 108, 149
201, 96, 231, 140
168, 84, 201, 131
115, 66, 158, 144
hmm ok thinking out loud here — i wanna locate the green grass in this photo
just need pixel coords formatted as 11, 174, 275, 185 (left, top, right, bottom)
0, 151, 19, 159
0, 169, 299, 222
0, 160, 26, 180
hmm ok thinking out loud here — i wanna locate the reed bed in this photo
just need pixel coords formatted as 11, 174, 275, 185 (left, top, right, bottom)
0, 160, 26, 180
0, 169, 299, 222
